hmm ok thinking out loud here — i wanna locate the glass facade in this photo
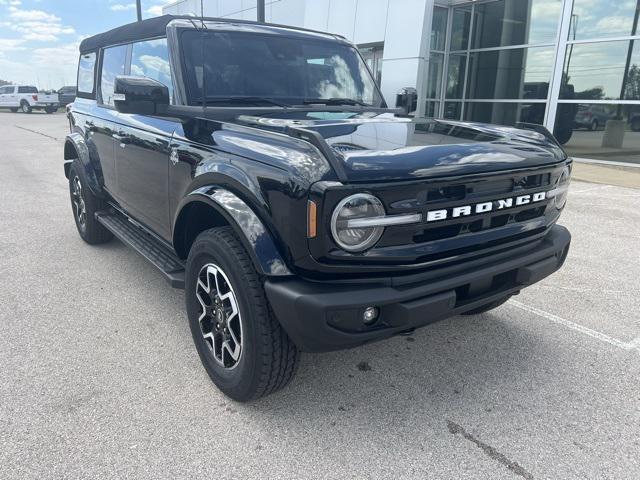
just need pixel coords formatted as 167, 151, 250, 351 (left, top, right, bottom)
425, 0, 640, 163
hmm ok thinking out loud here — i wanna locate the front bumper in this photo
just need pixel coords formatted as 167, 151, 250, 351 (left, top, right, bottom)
265, 224, 571, 352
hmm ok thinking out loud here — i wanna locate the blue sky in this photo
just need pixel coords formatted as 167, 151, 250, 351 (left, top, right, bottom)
0, 0, 173, 88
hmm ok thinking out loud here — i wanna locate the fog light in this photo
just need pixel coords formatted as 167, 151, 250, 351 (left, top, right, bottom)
363, 306, 379, 325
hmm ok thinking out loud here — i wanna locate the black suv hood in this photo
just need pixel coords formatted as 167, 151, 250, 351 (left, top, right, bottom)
234, 111, 566, 182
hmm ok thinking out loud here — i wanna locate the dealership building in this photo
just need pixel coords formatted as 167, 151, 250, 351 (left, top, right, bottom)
164, 0, 640, 162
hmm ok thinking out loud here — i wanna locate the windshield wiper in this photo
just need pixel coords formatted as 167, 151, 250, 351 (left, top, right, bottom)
302, 97, 369, 106
202, 96, 291, 108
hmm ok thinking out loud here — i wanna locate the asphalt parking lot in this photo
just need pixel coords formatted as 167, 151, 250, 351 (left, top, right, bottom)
1, 111, 639, 479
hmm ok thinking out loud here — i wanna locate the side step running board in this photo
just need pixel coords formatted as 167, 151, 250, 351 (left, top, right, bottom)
96, 211, 185, 289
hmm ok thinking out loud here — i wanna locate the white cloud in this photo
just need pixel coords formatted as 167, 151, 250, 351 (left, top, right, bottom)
0, 0, 22, 5
595, 16, 632, 33
146, 1, 173, 17
110, 3, 136, 11
2, 7, 74, 42
0, 38, 25, 50
8, 6, 59, 22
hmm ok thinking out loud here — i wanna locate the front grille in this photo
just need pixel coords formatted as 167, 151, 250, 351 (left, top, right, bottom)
372, 164, 565, 254
311, 162, 568, 273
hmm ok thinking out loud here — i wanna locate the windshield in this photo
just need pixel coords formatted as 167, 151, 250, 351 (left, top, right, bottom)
181, 30, 384, 107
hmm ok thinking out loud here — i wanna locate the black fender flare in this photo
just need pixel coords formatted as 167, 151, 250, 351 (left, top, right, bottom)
174, 186, 292, 277
63, 132, 104, 197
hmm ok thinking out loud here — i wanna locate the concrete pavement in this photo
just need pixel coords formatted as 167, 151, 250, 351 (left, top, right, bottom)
0, 111, 639, 479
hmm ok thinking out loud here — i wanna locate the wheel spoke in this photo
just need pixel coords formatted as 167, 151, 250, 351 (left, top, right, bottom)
195, 263, 243, 369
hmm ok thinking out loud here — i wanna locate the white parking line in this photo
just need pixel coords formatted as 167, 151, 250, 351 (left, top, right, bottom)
571, 184, 612, 194
509, 300, 640, 352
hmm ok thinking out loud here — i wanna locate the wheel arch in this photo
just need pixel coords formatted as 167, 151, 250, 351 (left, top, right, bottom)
173, 188, 292, 277
63, 132, 104, 197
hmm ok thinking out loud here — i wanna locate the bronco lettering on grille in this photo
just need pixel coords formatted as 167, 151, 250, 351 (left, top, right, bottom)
426, 191, 547, 222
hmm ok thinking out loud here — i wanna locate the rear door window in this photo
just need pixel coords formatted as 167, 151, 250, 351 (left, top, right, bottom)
100, 45, 128, 107
18, 86, 38, 94
130, 38, 173, 101
77, 52, 97, 95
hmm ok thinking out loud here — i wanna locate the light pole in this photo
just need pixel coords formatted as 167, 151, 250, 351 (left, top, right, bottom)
257, 0, 265, 23
136, 0, 142, 21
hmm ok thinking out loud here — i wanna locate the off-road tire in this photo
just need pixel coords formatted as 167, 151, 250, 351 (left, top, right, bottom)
68, 160, 113, 244
186, 226, 298, 401
20, 101, 31, 114
461, 295, 511, 315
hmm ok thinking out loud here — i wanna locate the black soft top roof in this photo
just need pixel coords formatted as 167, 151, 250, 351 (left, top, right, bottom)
80, 15, 181, 53
79, 14, 343, 53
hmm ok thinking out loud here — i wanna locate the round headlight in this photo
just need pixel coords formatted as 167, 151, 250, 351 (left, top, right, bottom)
554, 165, 571, 210
331, 193, 385, 252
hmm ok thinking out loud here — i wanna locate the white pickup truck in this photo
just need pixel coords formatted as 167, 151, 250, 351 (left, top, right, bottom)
0, 85, 59, 113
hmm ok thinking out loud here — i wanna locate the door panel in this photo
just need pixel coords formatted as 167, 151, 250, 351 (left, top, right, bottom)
115, 115, 174, 240
85, 112, 117, 196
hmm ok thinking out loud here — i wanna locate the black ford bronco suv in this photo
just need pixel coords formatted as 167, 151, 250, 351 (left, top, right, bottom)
64, 15, 571, 401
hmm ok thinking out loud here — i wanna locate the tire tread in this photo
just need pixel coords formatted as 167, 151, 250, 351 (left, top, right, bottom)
190, 227, 298, 400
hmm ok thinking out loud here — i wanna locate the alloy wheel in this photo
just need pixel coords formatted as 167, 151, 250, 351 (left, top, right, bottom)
196, 263, 243, 369
71, 175, 87, 231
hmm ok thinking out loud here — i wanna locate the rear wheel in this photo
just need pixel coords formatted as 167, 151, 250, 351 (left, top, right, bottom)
68, 160, 113, 244
186, 227, 298, 401
590, 119, 599, 131
20, 101, 31, 114
461, 295, 511, 315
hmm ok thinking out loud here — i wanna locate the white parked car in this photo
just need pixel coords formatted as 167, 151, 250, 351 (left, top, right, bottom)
0, 85, 60, 113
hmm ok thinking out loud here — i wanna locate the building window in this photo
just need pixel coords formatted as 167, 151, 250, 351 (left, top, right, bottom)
426, 0, 561, 128
553, 0, 640, 162
470, 0, 561, 49
570, 0, 640, 41
450, 6, 471, 52
463, 102, 547, 127
359, 44, 384, 85
431, 6, 448, 51
445, 53, 466, 99
561, 40, 640, 101
466, 46, 555, 100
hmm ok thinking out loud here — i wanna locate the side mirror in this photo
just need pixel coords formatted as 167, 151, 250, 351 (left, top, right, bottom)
113, 75, 169, 115
396, 87, 417, 116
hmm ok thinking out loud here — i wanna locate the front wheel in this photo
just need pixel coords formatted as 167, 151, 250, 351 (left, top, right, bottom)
10, 107, 18, 113
68, 160, 113, 244
45, 107, 57, 114
186, 227, 298, 401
